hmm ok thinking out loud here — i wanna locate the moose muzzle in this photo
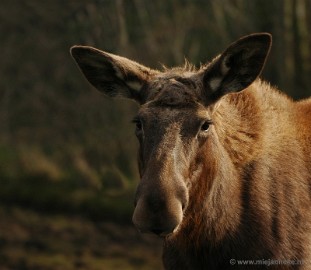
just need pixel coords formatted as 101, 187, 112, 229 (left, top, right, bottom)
132, 171, 188, 236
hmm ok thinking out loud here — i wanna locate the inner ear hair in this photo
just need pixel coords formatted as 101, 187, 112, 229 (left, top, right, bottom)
203, 33, 272, 102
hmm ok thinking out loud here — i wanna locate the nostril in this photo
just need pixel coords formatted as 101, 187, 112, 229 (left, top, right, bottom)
176, 187, 188, 211
179, 198, 188, 213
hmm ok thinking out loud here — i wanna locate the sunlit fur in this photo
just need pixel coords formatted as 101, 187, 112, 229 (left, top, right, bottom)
161, 80, 311, 269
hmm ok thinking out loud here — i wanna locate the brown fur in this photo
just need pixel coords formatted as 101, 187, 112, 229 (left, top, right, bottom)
162, 81, 311, 269
71, 33, 311, 269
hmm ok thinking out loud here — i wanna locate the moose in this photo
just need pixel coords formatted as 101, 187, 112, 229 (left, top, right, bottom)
71, 33, 311, 269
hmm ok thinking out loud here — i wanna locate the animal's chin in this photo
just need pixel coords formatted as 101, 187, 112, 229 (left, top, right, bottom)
138, 227, 179, 238
133, 221, 182, 238
151, 229, 179, 239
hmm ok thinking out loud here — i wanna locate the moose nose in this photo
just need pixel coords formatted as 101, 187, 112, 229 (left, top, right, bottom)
132, 197, 183, 236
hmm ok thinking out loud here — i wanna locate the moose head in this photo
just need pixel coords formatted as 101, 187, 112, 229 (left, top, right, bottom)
70, 33, 271, 237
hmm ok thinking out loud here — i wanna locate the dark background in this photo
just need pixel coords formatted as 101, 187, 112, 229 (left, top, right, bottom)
0, 1, 310, 269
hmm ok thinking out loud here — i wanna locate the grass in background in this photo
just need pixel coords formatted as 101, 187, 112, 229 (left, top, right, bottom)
0, 144, 163, 269
0, 206, 162, 270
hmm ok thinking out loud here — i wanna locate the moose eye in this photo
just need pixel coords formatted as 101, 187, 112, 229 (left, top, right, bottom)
200, 120, 212, 132
135, 121, 142, 131
132, 117, 143, 133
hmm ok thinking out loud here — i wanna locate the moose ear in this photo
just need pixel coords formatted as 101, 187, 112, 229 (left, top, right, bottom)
202, 33, 272, 103
70, 46, 158, 103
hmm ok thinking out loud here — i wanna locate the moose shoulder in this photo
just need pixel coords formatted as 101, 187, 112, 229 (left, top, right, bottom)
71, 33, 311, 269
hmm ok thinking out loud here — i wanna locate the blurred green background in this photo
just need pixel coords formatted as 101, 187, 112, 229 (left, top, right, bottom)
0, 1, 310, 269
